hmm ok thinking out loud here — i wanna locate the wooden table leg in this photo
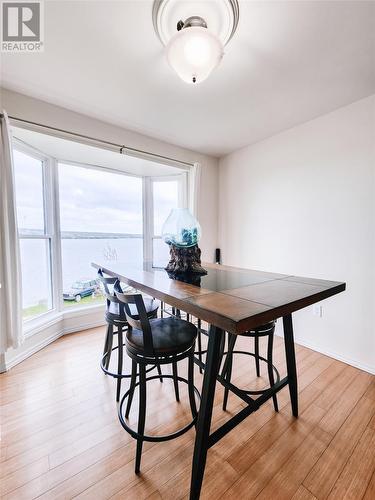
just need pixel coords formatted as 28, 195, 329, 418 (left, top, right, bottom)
283, 314, 298, 417
189, 326, 224, 500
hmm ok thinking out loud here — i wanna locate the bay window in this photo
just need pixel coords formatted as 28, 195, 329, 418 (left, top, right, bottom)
12, 134, 190, 330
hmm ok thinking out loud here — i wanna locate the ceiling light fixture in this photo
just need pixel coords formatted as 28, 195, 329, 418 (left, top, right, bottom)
153, 0, 239, 84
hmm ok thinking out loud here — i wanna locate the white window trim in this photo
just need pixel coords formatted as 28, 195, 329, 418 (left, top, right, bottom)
13, 140, 61, 336
12, 137, 192, 338
147, 173, 189, 267
149, 173, 188, 268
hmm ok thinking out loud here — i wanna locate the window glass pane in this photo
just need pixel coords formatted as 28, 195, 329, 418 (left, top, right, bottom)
59, 163, 143, 309
20, 239, 53, 320
13, 150, 45, 234
153, 238, 170, 268
58, 163, 143, 233
61, 237, 143, 308
153, 180, 179, 236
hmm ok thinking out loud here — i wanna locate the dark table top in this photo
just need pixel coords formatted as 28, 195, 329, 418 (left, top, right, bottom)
92, 261, 345, 334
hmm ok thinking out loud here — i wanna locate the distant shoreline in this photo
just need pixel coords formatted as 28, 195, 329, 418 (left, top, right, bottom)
20, 229, 143, 239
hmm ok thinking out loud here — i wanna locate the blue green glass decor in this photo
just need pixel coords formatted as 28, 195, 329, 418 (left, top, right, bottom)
161, 208, 206, 275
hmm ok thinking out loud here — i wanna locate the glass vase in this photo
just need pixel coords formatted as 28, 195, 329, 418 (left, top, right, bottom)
161, 208, 201, 248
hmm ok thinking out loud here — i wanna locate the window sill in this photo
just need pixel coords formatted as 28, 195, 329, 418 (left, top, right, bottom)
24, 311, 63, 338
24, 303, 105, 338
62, 303, 105, 320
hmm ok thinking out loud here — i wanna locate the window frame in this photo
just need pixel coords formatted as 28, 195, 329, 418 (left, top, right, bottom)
12, 138, 190, 333
148, 173, 188, 267
12, 140, 59, 331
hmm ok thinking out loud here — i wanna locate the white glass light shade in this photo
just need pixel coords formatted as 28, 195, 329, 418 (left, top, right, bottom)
166, 26, 223, 84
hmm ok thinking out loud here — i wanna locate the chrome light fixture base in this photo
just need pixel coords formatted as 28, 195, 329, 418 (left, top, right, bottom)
152, 0, 239, 47
177, 16, 207, 31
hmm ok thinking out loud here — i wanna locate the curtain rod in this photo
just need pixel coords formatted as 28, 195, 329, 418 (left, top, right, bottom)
2, 114, 194, 168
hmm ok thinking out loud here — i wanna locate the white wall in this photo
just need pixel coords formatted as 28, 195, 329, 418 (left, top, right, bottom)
219, 95, 375, 373
0, 88, 219, 371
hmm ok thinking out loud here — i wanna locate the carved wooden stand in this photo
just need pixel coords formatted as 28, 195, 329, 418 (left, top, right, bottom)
165, 244, 207, 275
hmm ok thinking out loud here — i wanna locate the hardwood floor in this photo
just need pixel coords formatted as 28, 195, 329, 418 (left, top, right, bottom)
1, 325, 374, 499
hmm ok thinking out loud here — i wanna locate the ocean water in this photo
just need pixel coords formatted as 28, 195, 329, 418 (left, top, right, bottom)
20, 236, 172, 309
61, 238, 143, 289
20, 238, 154, 308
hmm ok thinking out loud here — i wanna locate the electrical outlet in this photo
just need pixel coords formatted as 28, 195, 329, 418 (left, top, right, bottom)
313, 304, 323, 317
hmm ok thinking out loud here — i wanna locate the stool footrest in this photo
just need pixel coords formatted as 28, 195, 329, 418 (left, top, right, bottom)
118, 373, 201, 442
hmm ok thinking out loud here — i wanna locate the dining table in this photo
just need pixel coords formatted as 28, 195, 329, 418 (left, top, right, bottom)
92, 260, 346, 499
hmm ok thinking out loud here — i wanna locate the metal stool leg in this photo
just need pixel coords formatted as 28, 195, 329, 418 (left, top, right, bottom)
135, 364, 147, 474
116, 327, 123, 402
254, 335, 260, 377
125, 359, 137, 419
188, 351, 198, 419
197, 319, 203, 374
104, 324, 114, 370
220, 331, 226, 362
267, 332, 279, 412
102, 324, 110, 370
172, 361, 180, 402
222, 333, 237, 411
156, 364, 163, 383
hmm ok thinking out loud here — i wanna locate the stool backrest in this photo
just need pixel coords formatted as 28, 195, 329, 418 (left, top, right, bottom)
97, 269, 125, 314
114, 280, 154, 356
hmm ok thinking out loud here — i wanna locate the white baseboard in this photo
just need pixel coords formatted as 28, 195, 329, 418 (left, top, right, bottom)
275, 331, 375, 375
63, 319, 106, 335
3, 329, 64, 371
2, 319, 106, 372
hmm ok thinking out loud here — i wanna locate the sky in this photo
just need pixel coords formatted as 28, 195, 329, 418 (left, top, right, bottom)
13, 150, 179, 236
13, 150, 45, 233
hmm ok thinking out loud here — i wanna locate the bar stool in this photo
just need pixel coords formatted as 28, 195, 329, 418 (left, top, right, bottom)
221, 321, 280, 412
114, 281, 200, 474
97, 269, 161, 401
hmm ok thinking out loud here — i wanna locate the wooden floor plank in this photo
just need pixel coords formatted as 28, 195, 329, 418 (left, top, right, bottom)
159, 455, 239, 500
303, 395, 375, 499
312, 363, 357, 410
255, 427, 331, 500
363, 470, 375, 500
317, 370, 373, 436
60, 424, 195, 500
291, 485, 318, 500
223, 405, 326, 499
0, 456, 49, 496
327, 426, 375, 500
368, 412, 375, 431
363, 379, 375, 401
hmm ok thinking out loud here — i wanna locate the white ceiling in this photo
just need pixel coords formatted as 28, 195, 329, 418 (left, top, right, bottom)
2, 0, 374, 157
12, 127, 185, 177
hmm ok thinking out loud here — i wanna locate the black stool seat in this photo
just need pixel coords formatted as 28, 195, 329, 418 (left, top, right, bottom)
106, 298, 159, 324
241, 322, 275, 337
127, 317, 197, 354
